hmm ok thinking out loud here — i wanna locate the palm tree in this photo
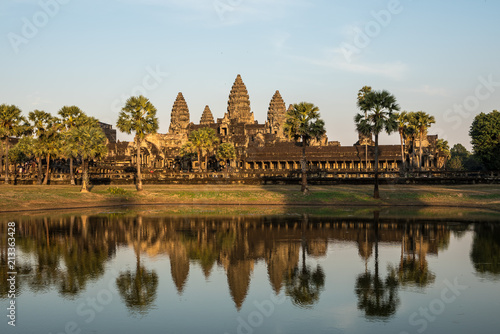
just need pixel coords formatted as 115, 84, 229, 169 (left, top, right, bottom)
116, 216, 159, 314
357, 86, 372, 170
65, 119, 108, 192
179, 142, 196, 171
58, 106, 83, 185
0, 104, 28, 184
8, 136, 35, 180
216, 142, 236, 172
188, 128, 219, 172
435, 139, 450, 169
284, 215, 325, 307
28, 110, 60, 185
284, 102, 326, 194
355, 90, 399, 199
412, 111, 435, 170
394, 111, 409, 169
355, 212, 400, 319
116, 96, 159, 191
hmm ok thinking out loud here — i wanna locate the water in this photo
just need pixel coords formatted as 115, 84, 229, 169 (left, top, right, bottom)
1, 207, 499, 334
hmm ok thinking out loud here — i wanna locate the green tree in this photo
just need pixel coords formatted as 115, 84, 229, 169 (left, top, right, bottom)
403, 111, 418, 169
28, 110, 61, 185
357, 86, 372, 170
355, 90, 399, 199
469, 110, 500, 171
411, 111, 435, 170
0, 104, 28, 184
188, 128, 219, 172
8, 137, 35, 178
394, 111, 410, 169
435, 139, 450, 169
58, 106, 84, 185
65, 118, 108, 192
450, 143, 469, 160
284, 102, 326, 194
447, 156, 463, 170
179, 142, 196, 171
448, 144, 469, 171
116, 96, 159, 191
216, 142, 236, 172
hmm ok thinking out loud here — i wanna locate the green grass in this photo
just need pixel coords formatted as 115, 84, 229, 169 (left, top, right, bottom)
1, 184, 500, 214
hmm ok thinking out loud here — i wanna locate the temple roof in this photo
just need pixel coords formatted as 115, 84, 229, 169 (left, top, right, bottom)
266, 90, 287, 135
169, 92, 190, 134
227, 74, 254, 124
200, 105, 215, 126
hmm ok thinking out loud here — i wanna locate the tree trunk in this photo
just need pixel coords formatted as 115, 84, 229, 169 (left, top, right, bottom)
69, 157, 75, 185
0, 142, 3, 180
204, 153, 208, 172
365, 143, 368, 171
364, 110, 368, 171
301, 139, 309, 194
37, 157, 43, 185
81, 159, 89, 192
4, 139, 9, 185
374, 133, 380, 199
136, 140, 143, 191
43, 154, 50, 185
419, 131, 423, 171
399, 129, 405, 169
197, 150, 202, 172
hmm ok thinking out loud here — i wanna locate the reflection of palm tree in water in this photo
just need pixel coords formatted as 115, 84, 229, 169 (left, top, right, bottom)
355, 211, 399, 318
285, 214, 325, 308
116, 216, 159, 315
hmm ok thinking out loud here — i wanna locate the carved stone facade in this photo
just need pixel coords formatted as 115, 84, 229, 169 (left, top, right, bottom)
200, 106, 214, 126
168, 92, 190, 134
104, 74, 443, 172
265, 90, 287, 139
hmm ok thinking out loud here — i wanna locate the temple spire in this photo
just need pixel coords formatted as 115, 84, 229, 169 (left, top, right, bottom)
169, 92, 190, 134
266, 90, 287, 137
200, 105, 215, 126
226, 74, 254, 124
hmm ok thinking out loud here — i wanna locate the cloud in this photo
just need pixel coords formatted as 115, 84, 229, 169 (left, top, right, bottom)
297, 51, 409, 80
115, 0, 309, 26
408, 85, 450, 97
269, 31, 291, 52
27, 92, 51, 107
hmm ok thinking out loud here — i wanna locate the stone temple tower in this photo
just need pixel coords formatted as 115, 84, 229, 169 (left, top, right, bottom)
226, 74, 254, 124
169, 92, 190, 134
266, 90, 287, 138
200, 105, 215, 126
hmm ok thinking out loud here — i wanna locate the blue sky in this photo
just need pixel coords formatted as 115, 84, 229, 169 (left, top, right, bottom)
1, 0, 499, 149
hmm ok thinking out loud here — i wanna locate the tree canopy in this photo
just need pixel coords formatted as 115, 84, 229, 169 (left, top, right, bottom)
355, 89, 399, 198
284, 102, 326, 194
469, 110, 500, 171
188, 127, 219, 172
116, 95, 159, 191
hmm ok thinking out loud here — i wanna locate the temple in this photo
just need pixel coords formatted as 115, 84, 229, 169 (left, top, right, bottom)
105, 74, 443, 175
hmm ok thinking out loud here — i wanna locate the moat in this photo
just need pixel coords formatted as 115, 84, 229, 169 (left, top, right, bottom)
1, 208, 499, 334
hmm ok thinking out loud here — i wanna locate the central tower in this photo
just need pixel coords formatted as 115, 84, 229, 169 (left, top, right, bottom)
226, 74, 254, 124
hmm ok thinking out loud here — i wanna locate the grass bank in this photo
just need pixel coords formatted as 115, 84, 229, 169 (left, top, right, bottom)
1, 184, 500, 213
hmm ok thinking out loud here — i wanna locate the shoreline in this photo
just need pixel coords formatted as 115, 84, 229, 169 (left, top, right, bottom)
1, 184, 500, 214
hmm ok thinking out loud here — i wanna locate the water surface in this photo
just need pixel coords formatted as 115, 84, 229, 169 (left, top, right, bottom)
1, 207, 499, 334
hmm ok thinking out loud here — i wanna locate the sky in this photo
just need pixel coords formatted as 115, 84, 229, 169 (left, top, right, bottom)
1, 0, 499, 150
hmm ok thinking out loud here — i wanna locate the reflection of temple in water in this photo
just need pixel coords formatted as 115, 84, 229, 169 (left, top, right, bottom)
1, 215, 465, 310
